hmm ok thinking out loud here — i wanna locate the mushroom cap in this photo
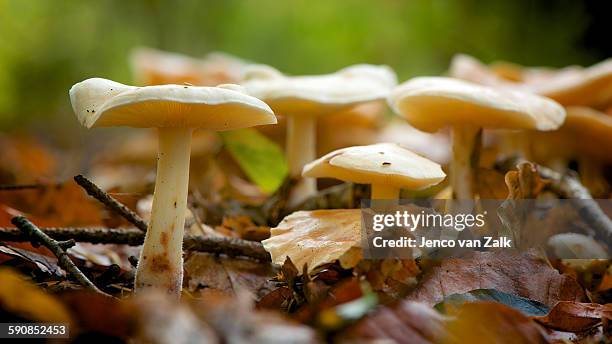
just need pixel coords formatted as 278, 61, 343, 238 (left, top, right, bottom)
242, 64, 397, 116
69, 78, 276, 129
389, 76, 566, 132
302, 143, 446, 190
130, 47, 247, 86
450, 54, 612, 108
534, 106, 612, 162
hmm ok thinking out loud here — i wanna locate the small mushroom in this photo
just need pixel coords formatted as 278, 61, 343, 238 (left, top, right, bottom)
302, 143, 445, 200
243, 64, 397, 204
69, 78, 276, 296
389, 77, 565, 199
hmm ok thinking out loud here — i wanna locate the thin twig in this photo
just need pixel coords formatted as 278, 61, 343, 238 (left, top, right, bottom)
0, 184, 46, 191
74, 175, 148, 231
0, 226, 271, 261
10, 216, 111, 296
496, 157, 612, 248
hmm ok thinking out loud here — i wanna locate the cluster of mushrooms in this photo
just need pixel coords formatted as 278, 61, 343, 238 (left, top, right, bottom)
69, 48, 612, 297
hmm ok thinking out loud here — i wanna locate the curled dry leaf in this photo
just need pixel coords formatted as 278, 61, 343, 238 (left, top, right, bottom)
533, 301, 612, 332
407, 250, 585, 307
262, 209, 361, 274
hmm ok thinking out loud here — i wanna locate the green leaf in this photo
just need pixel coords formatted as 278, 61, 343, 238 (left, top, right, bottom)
220, 128, 288, 194
434, 289, 549, 317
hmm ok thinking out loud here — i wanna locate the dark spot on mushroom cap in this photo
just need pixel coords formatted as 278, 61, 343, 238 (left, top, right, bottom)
184, 86, 188, 89
382, 162, 391, 166
173, 201, 177, 208
379, 152, 384, 155
91, 110, 95, 113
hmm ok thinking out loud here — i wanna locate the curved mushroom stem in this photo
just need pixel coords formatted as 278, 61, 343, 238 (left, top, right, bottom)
451, 125, 482, 200
135, 127, 192, 297
371, 184, 400, 200
287, 115, 317, 206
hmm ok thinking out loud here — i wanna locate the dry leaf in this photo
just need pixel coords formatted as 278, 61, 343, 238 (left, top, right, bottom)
183, 252, 276, 299
134, 291, 219, 344
444, 301, 549, 344
407, 250, 585, 307
533, 301, 612, 332
0, 268, 73, 324
340, 300, 448, 344
262, 209, 361, 274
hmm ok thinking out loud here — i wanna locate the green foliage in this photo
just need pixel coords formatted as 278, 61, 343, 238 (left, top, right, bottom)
220, 128, 288, 194
434, 288, 550, 316
0, 0, 597, 129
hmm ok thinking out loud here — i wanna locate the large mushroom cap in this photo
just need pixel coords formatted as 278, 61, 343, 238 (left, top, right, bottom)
242, 64, 397, 116
450, 54, 612, 108
389, 76, 566, 132
69, 78, 276, 129
534, 106, 612, 162
302, 143, 445, 190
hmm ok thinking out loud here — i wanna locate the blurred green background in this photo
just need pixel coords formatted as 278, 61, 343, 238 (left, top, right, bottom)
0, 0, 609, 130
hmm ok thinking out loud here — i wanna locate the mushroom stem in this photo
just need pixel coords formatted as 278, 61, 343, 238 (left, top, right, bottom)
371, 184, 400, 200
450, 125, 482, 199
135, 127, 193, 297
578, 158, 608, 197
287, 115, 317, 204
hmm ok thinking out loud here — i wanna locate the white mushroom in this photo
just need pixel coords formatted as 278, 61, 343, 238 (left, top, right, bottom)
243, 64, 397, 204
389, 77, 565, 199
70, 78, 276, 296
303, 143, 445, 200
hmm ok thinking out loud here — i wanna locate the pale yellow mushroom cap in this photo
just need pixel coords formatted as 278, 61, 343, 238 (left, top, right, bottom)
389, 76, 566, 132
450, 53, 612, 108
536, 106, 612, 162
302, 143, 446, 190
242, 64, 397, 116
69, 78, 276, 129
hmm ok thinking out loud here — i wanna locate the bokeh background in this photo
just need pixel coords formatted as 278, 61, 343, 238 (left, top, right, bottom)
0, 0, 610, 184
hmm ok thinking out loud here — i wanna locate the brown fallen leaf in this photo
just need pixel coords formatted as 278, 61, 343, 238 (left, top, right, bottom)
407, 250, 585, 307
0, 243, 63, 277
533, 301, 612, 332
133, 291, 219, 344
262, 209, 362, 274
60, 290, 137, 340
339, 300, 448, 344
0, 268, 73, 325
195, 291, 320, 344
183, 252, 276, 300
445, 301, 549, 344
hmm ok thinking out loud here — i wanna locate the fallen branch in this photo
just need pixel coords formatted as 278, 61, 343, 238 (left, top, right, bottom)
74, 174, 148, 231
496, 158, 612, 247
0, 226, 271, 261
11, 216, 111, 296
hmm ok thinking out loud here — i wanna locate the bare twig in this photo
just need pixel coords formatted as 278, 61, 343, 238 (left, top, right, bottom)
0, 226, 271, 261
0, 184, 46, 191
496, 157, 612, 247
10, 216, 111, 296
74, 174, 148, 231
